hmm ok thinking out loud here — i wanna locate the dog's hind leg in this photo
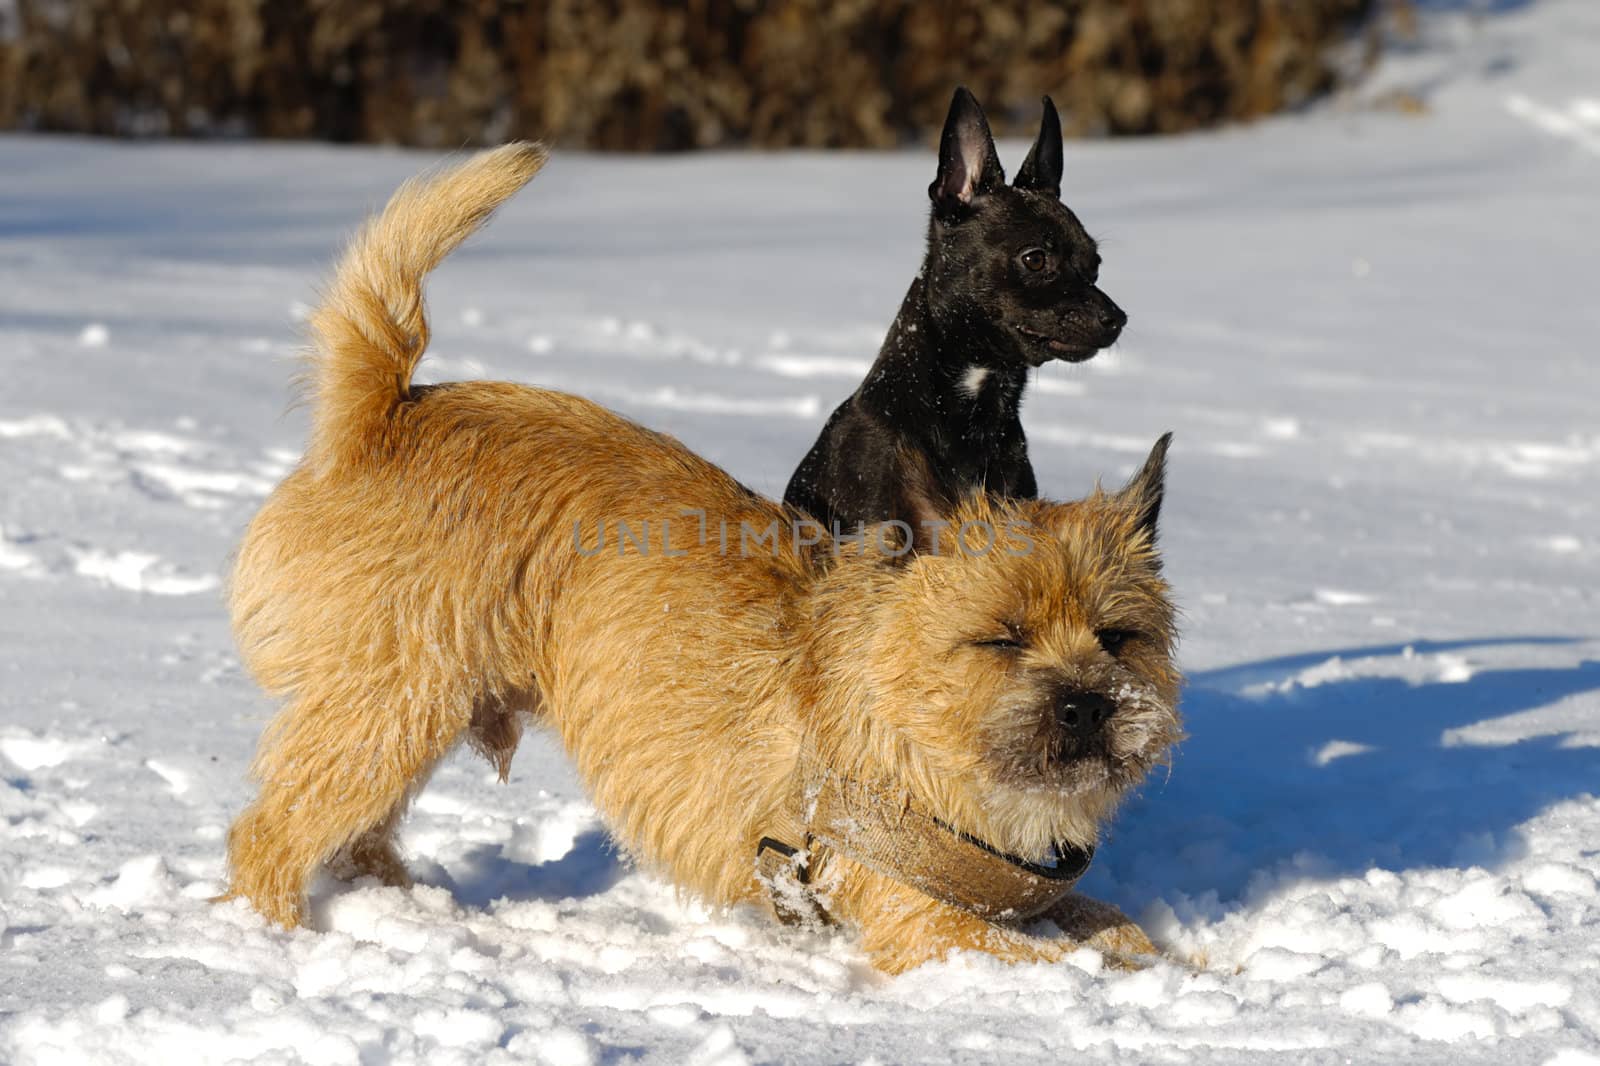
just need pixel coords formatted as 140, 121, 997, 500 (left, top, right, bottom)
224, 683, 470, 927
334, 684, 544, 890
330, 805, 413, 889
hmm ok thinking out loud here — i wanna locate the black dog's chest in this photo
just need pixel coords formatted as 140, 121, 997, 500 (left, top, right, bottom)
924, 372, 1018, 452
780, 376, 1035, 534
936, 407, 1032, 495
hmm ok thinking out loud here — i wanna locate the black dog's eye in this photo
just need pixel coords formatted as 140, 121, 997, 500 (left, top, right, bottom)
1020, 249, 1047, 272
1096, 629, 1137, 655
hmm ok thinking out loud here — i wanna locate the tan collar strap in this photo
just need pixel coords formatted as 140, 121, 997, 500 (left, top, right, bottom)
756, 753, 1092, 926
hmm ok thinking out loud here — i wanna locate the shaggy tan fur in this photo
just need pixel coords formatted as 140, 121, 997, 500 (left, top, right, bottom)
222, 142, 1184, 974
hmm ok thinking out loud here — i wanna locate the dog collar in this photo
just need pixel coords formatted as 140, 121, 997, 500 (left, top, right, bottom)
756, 752, 1093, 926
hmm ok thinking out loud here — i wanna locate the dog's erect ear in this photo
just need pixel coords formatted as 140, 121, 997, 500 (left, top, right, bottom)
1113, 433, 1172, 542
1013, 96, 1063, 198
929, 87, 1006, 215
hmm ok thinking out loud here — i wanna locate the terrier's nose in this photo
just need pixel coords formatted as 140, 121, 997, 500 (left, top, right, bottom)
1055, 690, 1115, 741
1099, 307, 1127, 336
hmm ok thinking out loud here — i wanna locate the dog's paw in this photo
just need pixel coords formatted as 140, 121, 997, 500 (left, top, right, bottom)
1043, 892, 1160, 962
331, 834, 413, 888
1097, 948, 1153, 972
1083, 920, 1159, 961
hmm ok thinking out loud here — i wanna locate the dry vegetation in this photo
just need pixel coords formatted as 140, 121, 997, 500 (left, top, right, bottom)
2, 1, 1379, 149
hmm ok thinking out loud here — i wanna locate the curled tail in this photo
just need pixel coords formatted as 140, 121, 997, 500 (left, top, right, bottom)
306, 142, 547, 466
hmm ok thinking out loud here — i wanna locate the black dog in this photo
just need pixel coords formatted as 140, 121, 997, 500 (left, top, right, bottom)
785, 87, 1126, 532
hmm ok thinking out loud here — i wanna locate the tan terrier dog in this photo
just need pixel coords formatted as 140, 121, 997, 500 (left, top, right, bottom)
222, 143, 1184, 974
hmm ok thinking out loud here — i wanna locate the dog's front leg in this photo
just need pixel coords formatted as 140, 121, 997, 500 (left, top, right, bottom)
831, 863, 1080, 974
1040, 892, 1159, 964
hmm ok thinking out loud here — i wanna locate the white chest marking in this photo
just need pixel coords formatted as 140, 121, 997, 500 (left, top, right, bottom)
961, 366, 989, 397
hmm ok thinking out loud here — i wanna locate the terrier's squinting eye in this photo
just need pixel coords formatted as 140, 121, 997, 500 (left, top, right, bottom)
1020, 249, 1047, 272
1096, 629, 1137, 655
973, 635, 1024, 652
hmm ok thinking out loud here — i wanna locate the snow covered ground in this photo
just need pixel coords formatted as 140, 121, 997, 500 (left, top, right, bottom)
2, 2, 1598, 1062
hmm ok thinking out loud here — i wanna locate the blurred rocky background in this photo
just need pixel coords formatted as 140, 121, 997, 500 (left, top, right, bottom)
1, 0, 1392, 149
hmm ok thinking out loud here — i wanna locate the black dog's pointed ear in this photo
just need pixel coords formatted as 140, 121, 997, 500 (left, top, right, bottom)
1114, 433, 1172, 542
929, 87, 1005, 215
1014, 96, 1063, 198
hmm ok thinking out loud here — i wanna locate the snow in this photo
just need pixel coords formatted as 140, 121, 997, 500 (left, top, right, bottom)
2, 2, 1598, 1062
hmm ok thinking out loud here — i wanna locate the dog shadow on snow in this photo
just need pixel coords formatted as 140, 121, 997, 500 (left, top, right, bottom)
1079, 635, 1600, 911
426, 830, 627, 910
